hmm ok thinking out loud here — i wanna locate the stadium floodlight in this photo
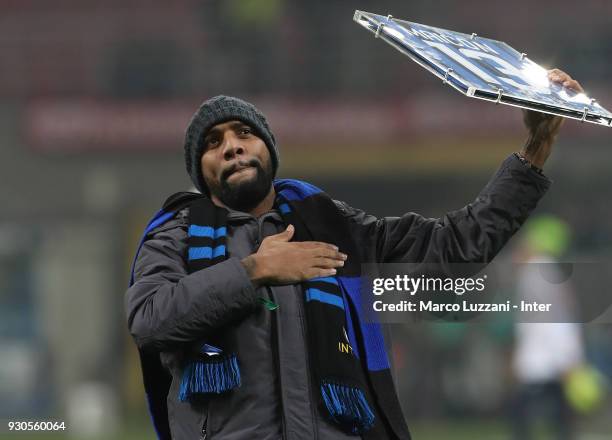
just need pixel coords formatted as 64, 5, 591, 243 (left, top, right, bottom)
354, 10, 612, 128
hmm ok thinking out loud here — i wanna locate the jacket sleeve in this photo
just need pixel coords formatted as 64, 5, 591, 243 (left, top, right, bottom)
125, 210, 258, 352
335, 153, 551, 265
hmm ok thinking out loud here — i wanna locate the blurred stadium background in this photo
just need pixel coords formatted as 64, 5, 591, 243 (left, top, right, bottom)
1, 1, 611, 439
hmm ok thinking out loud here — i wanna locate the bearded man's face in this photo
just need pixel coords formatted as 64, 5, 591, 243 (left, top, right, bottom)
200, 120, 273, 212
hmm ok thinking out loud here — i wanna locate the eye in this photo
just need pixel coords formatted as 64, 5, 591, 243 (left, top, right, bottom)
206, 136, 220, 149
239, 127, 252, 136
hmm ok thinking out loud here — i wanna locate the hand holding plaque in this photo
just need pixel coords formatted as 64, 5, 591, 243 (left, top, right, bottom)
521, 69, 584, 168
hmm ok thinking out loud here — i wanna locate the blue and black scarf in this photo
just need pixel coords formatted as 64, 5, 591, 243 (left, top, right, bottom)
130, 179, 410, 439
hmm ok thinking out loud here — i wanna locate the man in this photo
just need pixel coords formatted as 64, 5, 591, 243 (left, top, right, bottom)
126, 69, 582, 440
511, 216, 584, 440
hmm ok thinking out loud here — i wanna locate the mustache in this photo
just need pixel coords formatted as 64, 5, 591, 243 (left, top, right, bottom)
221, 159, 261, 181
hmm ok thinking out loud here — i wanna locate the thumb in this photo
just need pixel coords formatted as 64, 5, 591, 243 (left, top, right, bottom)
276, 224, 294, 241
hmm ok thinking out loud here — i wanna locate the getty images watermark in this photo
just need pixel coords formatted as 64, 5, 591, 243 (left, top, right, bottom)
360, 262, 612, 324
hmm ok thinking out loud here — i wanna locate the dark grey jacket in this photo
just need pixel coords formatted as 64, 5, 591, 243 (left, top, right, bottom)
126, 154, 551, 439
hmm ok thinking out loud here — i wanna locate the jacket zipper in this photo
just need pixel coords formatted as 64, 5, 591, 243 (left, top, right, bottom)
200, 402, 210, 439
257, 217, 288, 438
268, 287, 288, 439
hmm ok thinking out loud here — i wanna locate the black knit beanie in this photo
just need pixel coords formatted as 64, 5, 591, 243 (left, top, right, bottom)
184, 95, 279, 194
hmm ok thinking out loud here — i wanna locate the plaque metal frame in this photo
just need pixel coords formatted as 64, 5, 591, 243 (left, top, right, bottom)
354, 10, 612, 128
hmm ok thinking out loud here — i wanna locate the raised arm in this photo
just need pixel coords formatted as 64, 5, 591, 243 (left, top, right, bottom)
338, 68, 583, 268
336, 153, 551, 266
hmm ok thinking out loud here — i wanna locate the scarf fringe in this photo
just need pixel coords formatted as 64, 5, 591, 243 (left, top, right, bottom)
320, 381, 375, 434
179, 354, 241, 401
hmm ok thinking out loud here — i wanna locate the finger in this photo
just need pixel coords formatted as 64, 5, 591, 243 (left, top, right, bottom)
306, 246, 347, 260
547, 68, 567, 78
548, 68, 576, 85
312, 257, 346, 269
320, 248, 348, 261
547, 69, 584, 93
548, 71, 568, 84
271, 224, 294, 242
547, 69, 561, 81
304, 267, 338, 279
563, 79, 584, 93
298, 241, 339, 252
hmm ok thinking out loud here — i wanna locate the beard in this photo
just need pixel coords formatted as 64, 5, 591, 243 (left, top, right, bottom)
208, 158, 273, 213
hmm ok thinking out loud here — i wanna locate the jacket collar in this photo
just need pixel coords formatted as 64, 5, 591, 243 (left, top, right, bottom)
224, 206, 284, 224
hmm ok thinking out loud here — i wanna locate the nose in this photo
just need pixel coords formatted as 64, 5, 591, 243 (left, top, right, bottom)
222, 133, 244, 161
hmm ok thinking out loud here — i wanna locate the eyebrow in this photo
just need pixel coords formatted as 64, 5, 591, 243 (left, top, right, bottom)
204, 122, 250, 141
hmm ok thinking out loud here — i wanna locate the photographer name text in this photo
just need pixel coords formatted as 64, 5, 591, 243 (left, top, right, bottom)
370, 275, 551, 313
